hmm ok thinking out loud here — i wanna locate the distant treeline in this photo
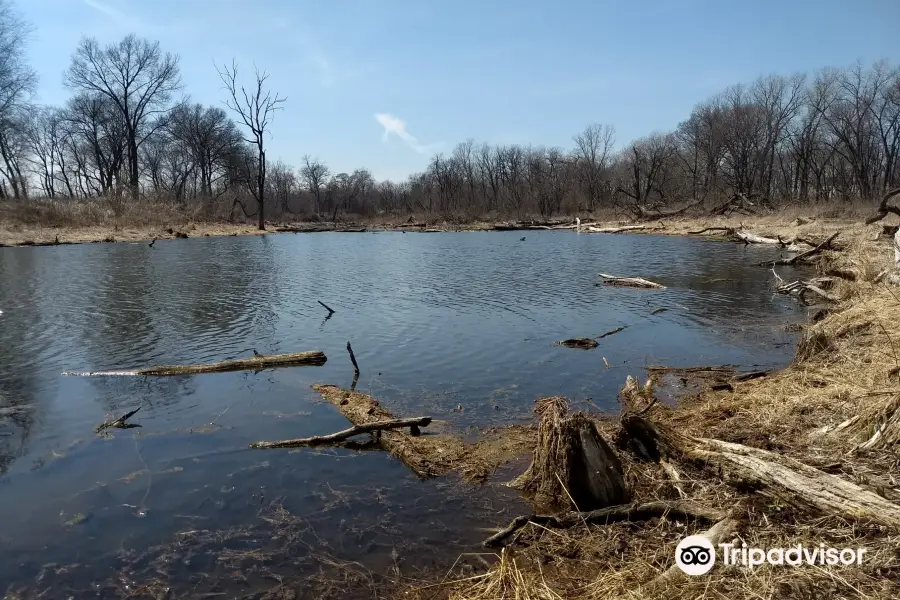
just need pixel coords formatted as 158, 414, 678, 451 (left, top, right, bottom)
0, 0, 898, 220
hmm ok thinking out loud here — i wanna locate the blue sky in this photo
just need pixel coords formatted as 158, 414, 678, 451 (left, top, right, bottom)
16, 0, 900, 182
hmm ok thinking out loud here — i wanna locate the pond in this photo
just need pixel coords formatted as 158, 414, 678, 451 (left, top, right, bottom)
0, 230, 810, 597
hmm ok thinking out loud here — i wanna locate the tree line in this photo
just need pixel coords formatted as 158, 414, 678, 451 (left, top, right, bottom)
1, 0, 898, 226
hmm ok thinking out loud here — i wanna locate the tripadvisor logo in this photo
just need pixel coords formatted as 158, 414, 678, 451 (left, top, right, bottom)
675, 535, 868, 575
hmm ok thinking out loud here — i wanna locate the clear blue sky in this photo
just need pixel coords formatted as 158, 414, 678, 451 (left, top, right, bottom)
17, 0, 900, 182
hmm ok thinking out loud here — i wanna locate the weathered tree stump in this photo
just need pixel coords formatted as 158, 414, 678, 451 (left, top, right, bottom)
511, 397, 630, 511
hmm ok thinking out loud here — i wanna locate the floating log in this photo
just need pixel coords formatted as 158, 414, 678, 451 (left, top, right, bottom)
620, 414, 900, 527
510, 397, 630, 511
687, 226, 737, 236
598, 273, 666, 289
63, 351, 327, 376
735, 230, 781, 245
250, 417, 432, 449
317, 300, 336, 314
482, 500, 724, 548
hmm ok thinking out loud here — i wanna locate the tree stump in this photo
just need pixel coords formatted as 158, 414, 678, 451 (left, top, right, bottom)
511, 397, 630, 511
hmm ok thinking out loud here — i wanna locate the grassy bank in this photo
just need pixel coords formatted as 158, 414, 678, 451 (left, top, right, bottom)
397, 215, 900, 600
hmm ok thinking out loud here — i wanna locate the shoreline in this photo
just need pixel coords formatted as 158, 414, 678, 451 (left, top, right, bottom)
397, 215, 900, 599
0, 211, 884, 248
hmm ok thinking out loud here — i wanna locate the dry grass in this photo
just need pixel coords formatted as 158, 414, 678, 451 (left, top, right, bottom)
403, 214, 900, 600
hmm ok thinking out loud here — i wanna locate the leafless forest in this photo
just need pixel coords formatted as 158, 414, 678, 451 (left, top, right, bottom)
1, 1, 899, 228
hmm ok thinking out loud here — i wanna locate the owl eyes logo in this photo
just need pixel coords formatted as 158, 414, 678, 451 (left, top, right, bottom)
675, 535, 716, 575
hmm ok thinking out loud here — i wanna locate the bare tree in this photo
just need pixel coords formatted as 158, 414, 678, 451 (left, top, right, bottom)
300, 155, 330, 215
572, 123, 615, 210
0, 0, 35, 198
64, 34, 181, 196
216, 60, 285, 230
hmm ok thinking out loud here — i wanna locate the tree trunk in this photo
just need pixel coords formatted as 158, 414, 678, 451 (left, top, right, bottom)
511, 397, 630, 511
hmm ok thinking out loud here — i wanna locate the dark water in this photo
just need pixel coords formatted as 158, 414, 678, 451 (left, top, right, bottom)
0, 231, 809, 597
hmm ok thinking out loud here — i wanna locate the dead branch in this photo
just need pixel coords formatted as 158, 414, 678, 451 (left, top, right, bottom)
95, 407, 142, 433
482, 500, 725, 548
648, 517, 740, 589
776, 278, 839, 303
687, 226, 736, 236
598, 273, 666, 289
597, 326, 628, 339
864, 187, 900, 225
317, 300, 335, 314
249, 417, 432, 449
583, 225, 657, 234
758, 232, 840, 267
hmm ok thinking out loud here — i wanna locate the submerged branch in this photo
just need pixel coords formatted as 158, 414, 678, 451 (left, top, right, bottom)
250, 417, 432, 449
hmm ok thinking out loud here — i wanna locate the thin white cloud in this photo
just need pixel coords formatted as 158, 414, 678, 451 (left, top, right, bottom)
374, 113, 441, 155
82, 0, 147, 30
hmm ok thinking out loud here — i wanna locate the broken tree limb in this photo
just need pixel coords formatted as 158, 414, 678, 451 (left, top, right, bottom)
776, 278, 839, 303
758, 232, 840, 267
598, 273, 666, 289
687, 226, 736, 236
482, 500, 725, 548
620, 414, 900, 528
346, 341, 360, 391
597, 325, 628, 339
63, 351, 328, 376
249, 417, 433, 449
864, 187, 900, 225
317, 300, 335, 314
95, 407, 142, 433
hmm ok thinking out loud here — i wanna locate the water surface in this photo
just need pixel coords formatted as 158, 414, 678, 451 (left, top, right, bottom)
0, 231, 809, 597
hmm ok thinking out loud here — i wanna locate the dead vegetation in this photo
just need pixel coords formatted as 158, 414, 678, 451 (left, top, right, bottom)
401, 214, 900, 600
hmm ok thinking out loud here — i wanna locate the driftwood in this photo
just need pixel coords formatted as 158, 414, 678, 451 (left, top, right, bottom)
687, 226, 737, 236
95, 407, 142, 433
63, 351, 327, 376
598, 273, 666, 289
317, 300, 335, 314
620, 414, 900, 527
864, 187, 900, 225
597, 325, 628, 339
777, 278, 839, 303
735, 230, 781, 245
583, 225, 656, 234
482, 500, 725, 548
511, 397, 629, 511
758, 232, 840, 267
249, 417, 432, 449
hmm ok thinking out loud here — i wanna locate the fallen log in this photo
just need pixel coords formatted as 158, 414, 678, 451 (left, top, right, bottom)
583, 225, 655, 234
620, 414, 900, 528
598, 273, 666, 289
250, 417, 432, 449
63, 351, 328, 376
758, 232, 840, 267
482, 500, 725, 548
687, 226, 736, 236
735, 230, 781, 245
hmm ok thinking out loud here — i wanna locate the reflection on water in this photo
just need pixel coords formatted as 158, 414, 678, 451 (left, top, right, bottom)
0, 231, 810, 596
